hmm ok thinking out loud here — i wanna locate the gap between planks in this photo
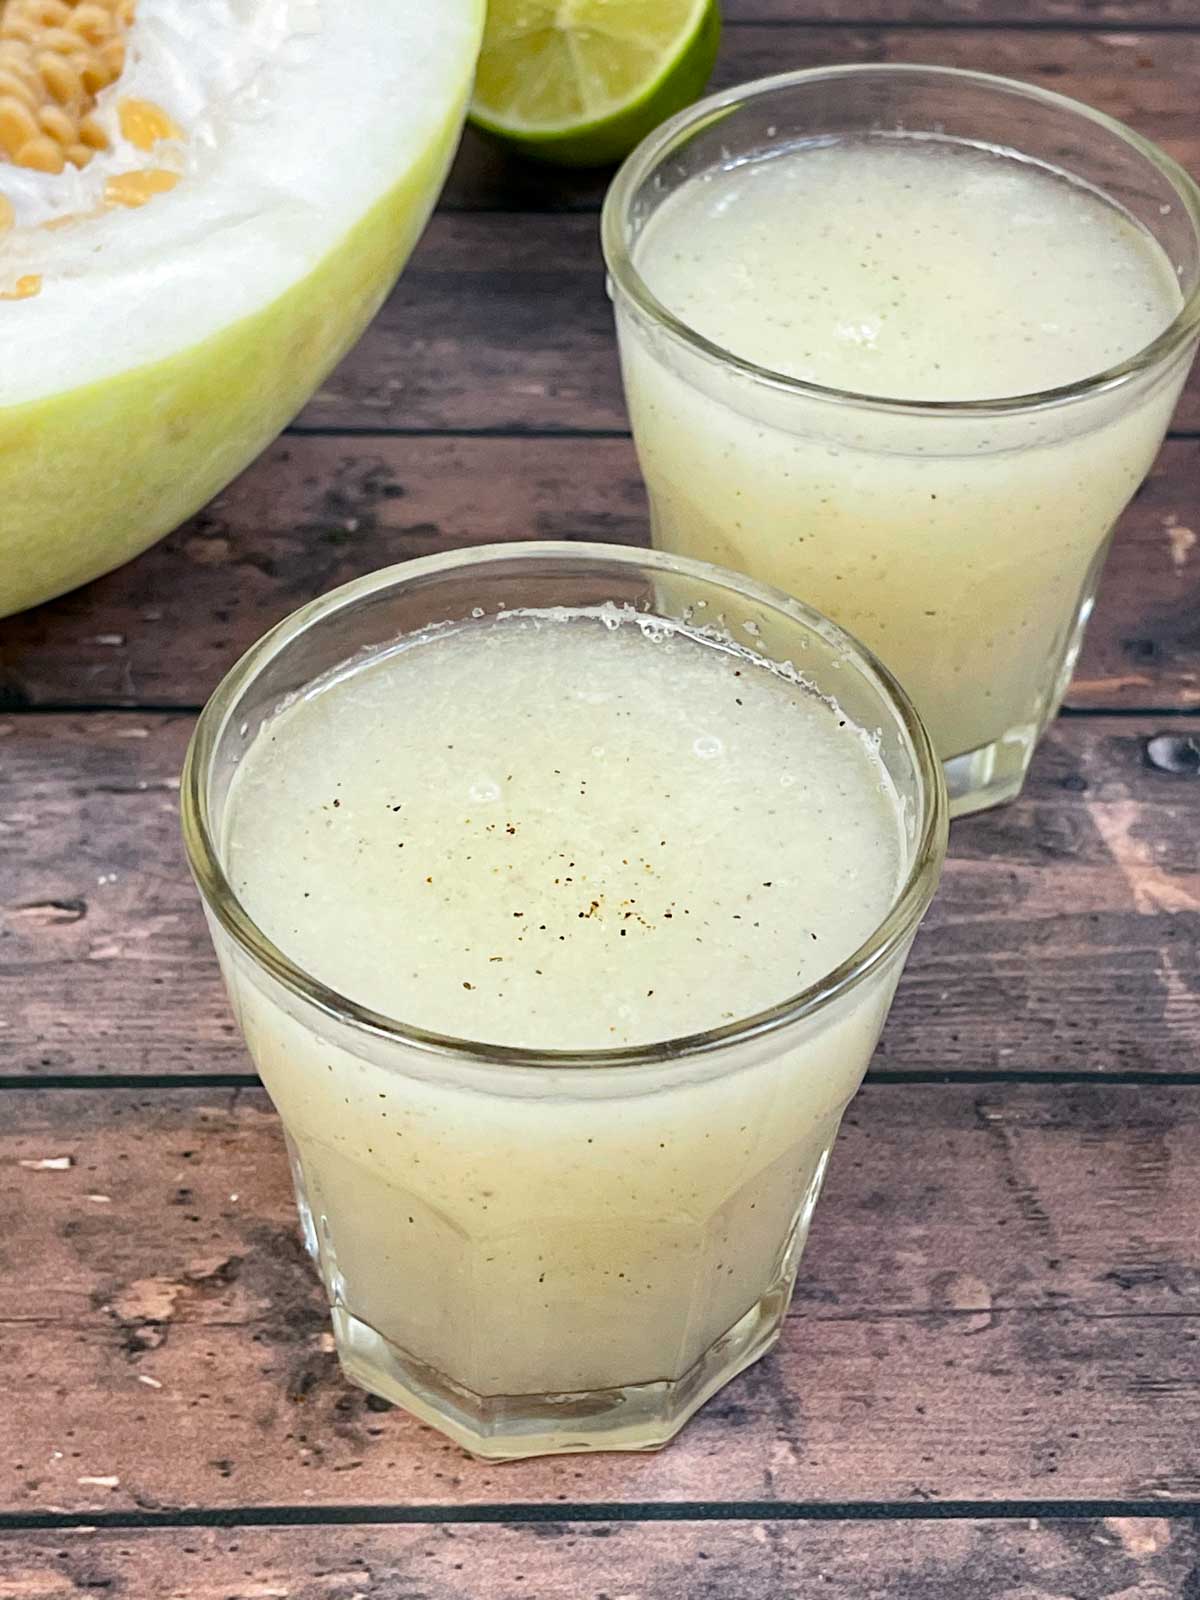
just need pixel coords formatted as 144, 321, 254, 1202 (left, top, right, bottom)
5, 1068, 1200, 1093
277, 425, 1200, 442
4, 1499, 1200, 1533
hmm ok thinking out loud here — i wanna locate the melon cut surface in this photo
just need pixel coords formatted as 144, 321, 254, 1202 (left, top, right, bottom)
0, 0, 483, 617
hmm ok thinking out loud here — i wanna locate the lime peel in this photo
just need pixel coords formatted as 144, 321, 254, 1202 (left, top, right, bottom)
470, 0, 721, 168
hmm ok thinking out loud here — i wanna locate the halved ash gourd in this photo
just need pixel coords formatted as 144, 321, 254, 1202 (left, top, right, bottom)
0, 0, 483, 615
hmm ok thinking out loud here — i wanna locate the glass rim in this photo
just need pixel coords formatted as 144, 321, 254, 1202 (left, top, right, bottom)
601, 62, 1200, 420
182, 541, 948, 1073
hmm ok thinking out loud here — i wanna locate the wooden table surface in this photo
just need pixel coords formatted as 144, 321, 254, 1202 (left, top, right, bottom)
3, 4, 1200, 1596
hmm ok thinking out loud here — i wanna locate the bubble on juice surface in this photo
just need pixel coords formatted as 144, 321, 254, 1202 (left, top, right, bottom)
468, 779, 501, 804
636, 618, 673, 645
693, 735, 724, 760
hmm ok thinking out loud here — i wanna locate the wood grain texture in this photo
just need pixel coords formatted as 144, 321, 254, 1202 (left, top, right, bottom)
1, 714, 1197, 1080
299, 215, 622, 434
443, 26, 1200, 210
1, 2, 1198, 1564
0, 436, 1196, 713
1, 1083, 1199, 1511
2, 1520, 1197, 1600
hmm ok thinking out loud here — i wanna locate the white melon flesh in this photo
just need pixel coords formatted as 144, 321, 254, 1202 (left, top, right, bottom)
0, 0, 484, 616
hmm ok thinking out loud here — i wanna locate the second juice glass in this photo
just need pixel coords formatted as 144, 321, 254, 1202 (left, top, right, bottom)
603, 65, 1200, 815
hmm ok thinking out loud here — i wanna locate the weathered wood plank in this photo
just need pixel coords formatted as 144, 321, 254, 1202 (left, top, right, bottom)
0, 437, 1196, 713
2, 1520, 1196, 1600
297, 215, 620, 433
287, 214, 1200, 435
0, 438, 645, 713
1078, 442, 1200, 708
1, 715, 1197, 1080
442, 27, 1200, 211
3, 1080, 1197, 1329
1, 1083, 1198, 1510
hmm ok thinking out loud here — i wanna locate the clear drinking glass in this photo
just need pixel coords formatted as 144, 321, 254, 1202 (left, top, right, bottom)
603, 65, 1200, 816
182, 542, 946, 1460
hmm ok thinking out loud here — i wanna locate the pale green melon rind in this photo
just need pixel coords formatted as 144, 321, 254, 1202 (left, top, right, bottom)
0, 53, 478, 619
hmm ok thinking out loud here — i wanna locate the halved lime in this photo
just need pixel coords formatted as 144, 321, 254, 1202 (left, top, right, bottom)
470, 0, 721, 168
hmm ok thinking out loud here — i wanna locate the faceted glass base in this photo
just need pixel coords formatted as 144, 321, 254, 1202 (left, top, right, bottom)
944, 723, 1039, 818
331, 1281, 792, 1462
943, 535, 1113, 819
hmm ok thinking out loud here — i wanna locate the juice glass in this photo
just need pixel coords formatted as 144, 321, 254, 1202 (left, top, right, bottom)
603, 65, 1200, 815
182, 543, 946, 1460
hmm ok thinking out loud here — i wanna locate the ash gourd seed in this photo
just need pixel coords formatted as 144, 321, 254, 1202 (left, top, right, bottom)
0, 0, 181, 256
